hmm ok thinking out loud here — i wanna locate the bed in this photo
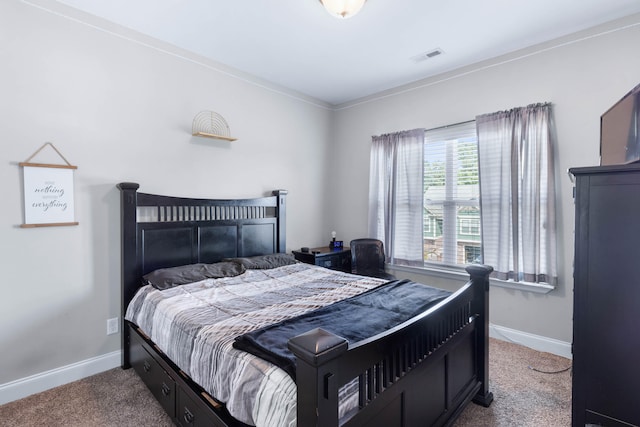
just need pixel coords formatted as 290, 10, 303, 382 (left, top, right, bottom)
118, 182, 493, 427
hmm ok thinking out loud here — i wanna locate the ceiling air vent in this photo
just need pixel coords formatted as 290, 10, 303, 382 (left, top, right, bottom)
411, 48, 444, 63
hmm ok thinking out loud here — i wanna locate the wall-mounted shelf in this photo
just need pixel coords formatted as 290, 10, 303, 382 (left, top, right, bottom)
192, 131, 237, 141
192, 111, 237, 141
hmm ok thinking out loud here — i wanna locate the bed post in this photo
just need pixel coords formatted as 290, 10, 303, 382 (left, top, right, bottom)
288, 328, 348, 427
117, 182, 140, 369
466, 264, 494, 407
272, 189, 288, 253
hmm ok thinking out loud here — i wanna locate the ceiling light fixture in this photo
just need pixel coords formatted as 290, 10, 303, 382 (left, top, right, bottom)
319, 0, 367, 19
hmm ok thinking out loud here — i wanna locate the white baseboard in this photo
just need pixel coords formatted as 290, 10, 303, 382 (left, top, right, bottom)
0, 350, 122, 405
0, 326, 571, 406
490, 323, 572, 359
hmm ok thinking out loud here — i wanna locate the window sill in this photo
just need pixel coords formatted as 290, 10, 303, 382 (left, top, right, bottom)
386, 264, 556, 294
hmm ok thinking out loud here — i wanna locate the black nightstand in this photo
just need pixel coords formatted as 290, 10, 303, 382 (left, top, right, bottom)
292, 246, 351, 272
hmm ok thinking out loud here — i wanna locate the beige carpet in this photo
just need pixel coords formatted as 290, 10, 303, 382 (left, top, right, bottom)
454, 338, 571, 427
0, 338, 571, 427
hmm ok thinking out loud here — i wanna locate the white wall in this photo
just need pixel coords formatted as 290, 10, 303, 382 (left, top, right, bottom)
2, 0, 639, 402
0, 0, 332, 387
328, 14, 640, 344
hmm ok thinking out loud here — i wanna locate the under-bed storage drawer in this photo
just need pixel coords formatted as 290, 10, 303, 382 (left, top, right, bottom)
176, 387, 225, 427
130, 331, 176, 419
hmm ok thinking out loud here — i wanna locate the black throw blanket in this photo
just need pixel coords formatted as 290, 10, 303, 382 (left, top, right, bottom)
233, 279, 451, 381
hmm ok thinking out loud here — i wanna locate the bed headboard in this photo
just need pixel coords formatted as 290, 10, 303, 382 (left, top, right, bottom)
118, 182, 288, 313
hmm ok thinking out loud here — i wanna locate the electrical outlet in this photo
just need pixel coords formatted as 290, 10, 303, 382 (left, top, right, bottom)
107, 317, 119, 335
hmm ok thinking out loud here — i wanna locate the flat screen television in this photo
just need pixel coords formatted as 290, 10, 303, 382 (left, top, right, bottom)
600, 83, 640, 165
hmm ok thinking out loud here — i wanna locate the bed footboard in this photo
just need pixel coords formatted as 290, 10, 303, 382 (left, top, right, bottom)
288, 264, 493, 427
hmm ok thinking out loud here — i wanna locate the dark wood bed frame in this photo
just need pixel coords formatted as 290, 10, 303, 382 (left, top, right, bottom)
118, 182, 493, 427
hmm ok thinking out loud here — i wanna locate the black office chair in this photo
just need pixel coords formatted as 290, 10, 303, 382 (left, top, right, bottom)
349, 238, 396, 280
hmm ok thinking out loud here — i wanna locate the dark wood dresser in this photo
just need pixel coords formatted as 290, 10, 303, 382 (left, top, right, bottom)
570, 164, 640, 427
292, 246, 351, 272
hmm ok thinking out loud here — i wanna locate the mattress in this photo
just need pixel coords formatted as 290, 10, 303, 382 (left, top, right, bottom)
125, 262, 388, 427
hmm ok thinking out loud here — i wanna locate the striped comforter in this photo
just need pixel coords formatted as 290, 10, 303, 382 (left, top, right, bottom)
125, 262, 387, 427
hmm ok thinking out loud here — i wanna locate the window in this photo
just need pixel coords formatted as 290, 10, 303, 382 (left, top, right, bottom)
370, 105, 556, 286
464, 245, 482, 264
459, 216, 481, 236
423, 121, 480, 267
424, 215, 433, 233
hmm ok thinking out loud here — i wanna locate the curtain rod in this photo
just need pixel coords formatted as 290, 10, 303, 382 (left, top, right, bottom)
373, 119, 476, 140
426, 119, 475, 133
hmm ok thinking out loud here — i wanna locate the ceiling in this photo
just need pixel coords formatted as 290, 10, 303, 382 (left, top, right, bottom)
54, 0, 640, 106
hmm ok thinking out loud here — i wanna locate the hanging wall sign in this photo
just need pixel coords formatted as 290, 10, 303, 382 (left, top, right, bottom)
19, 143, 78, 228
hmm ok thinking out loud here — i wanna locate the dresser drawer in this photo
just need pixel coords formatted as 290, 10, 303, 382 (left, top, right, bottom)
321, 253, 351, 270
130, 331, 176, 418
293, 247, 351, 272
177, 387, 226, 427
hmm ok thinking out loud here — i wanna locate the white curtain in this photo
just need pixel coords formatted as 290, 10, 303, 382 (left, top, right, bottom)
476, 103, 557, 284
368, 129, 424, 265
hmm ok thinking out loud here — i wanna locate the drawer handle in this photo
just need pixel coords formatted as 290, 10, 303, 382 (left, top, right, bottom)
143, 361, 151, 373
161, 382, 171, 396
183, 407, 195, 424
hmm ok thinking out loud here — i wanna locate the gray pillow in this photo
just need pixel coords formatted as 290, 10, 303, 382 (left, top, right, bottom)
143, 261, 246, 290
225, 253, 297, 269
